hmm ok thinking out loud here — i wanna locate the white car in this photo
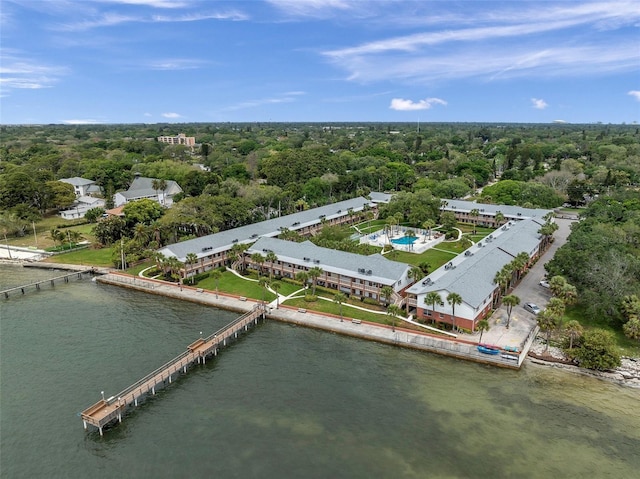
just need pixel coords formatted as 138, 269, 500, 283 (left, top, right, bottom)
524, 303, 542, 315
539, 280, 550, 289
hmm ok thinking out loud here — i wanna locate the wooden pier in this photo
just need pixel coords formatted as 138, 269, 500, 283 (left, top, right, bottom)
1, 269, 94, 299
80, 305, 265, 435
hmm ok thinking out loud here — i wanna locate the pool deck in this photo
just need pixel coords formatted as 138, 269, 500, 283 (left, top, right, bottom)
360, 229, 446, 254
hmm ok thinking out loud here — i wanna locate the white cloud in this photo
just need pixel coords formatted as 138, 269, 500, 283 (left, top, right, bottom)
222, 91, 305, 111
146, 59, 207, 70
0, 53, 68, 93
390, 98, 446, 111
267, 0, 356, 18
531, 98, 548, 109
162, 112, 182, 118
321, 1, 640, 84
102, 0, 190, 8
628, 90, 640, 101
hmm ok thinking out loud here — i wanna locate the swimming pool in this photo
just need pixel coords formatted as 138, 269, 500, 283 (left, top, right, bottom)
391, 236, 417, 245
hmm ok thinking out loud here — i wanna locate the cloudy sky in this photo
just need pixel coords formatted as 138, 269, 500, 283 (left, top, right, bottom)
1, 0, 638, 124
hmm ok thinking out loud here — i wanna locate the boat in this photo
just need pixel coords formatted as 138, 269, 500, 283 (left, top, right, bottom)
501, 354, 519, 361
477, 345, 500, 355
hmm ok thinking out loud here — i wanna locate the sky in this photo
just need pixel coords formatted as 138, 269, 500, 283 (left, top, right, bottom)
1, 0, 639, 125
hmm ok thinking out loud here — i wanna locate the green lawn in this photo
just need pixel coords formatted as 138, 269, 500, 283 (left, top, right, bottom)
388, 247, 457, 268
564, 305, 640, 357
126, 261, 155, 276
283, 296, 390, 324
197, 271, 276, 302
43, 246, 114, 267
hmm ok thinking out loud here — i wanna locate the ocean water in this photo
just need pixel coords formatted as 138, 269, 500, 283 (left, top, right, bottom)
1, 264, 639, 478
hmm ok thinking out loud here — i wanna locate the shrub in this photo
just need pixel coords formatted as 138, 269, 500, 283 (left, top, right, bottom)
304, 294, 318, 302
568, 329, 621, 371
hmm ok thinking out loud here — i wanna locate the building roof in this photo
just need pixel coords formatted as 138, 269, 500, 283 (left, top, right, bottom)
442, 199, 552, 220
406, 218, 544, 308
59, 177, 95, 186
158, 197, 373, 261
247, 237, 410, 286
368, 192, 393, 204
119, 177, 182, 199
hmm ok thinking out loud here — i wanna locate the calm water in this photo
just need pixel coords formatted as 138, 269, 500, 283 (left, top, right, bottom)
1, 264, 639, 478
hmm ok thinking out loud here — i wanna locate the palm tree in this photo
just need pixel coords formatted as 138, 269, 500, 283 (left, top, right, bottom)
334, 291, 347, 322
133, 223, 152, 247
469, 208, 479, 234
296, 271, 309, 290
425, 291, 443, 324
251, 252, 265, 275
512, 252, 530, 281
47, 228, 64, 248
68, 229, 83, 245
409, 267, 423, 286
308, 266, 323, 296
494, 266, 511, 300
380, 285, 394, 306
422, 219, 435, 241
271, 281, 282, 308
503, 294, 520, 329
546, 297, 567, 330
565, 320, 583, 350
265, 251, 278, 279
537, 309, 558, 353
494, 211, 505, 227
152, 178, 168, 205
447, 292, 463, 332
477, 319, 490, 343
387, 304, 402, 332
185, 252, 198, 280
210, 269, 222, 298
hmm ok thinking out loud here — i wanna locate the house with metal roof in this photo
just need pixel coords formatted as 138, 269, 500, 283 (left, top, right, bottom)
245, 237, 412, 300
158, 197, 375, 275
405, 218, 546, 331
114, 176, 183, 207
60, 177, 100, 197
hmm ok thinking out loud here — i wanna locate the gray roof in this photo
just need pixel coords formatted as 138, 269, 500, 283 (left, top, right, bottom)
368, 191, 393, 203
59, 177, 95, 186
442, 199, 551, 220
121, 177, 182, 198
406, 218, 543, 308
159, 197, 373, 261
247, 237, 410, 286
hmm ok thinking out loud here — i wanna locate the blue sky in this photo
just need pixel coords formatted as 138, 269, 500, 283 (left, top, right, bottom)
1, 0, 638, 125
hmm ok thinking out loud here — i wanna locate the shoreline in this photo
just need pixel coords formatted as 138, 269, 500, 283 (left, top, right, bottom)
7, 262, 639, 387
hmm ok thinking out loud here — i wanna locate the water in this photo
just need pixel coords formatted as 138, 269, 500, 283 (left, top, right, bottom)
391, 236, 417, 245
1, 264, 639, 478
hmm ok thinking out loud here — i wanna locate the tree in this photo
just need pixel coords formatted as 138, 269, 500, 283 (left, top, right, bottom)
387, 304, 402, 332
477, 319, 490, 344
308, 266, 323, 296
251, 252, 265, 275
93, 216, 126, 246
47, 228, 64, 248
265, 251, 278, 279
536, 309, 558, 353
152, 178, 168, 205
494, 211, 505, 226
564, 320, 583, 350
334, 291, 347, 322
296, 271, 309, 289
623, 317, 640, 341
122, 199, 164, 227
503, 294, 520, 329
425, 291, 443, 324
380, 285, 394, 306
185, 252, 198, 277
422, 219, 436, 241
210, 269, 222, 298
447, 292, 463, 331
469, 208, 479, 234
570, 329, 621, 370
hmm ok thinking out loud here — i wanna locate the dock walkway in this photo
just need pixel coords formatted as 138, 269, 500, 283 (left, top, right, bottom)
1, 269, 94, 298
80, 305, 265, 435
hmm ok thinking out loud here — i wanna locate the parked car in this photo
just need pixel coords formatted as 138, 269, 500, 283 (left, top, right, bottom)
539, 280, 550, 288
524, 303, 542, 315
